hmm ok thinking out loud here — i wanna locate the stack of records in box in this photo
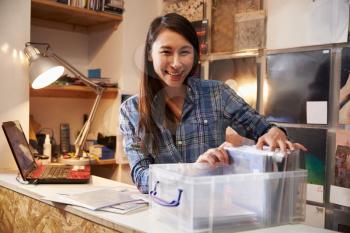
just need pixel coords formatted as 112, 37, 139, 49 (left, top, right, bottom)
225, 145, 301, 173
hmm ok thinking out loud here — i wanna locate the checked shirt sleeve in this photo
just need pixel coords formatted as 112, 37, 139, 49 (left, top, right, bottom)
220, 83, 273, 141
119, 98, 153, 194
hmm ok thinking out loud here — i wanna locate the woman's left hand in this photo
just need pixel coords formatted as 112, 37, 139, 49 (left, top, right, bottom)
256, 127, 307, 154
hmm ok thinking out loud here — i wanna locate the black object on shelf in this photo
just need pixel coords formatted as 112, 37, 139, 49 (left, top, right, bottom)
56, 0, 69, 4
97, 133, 116, 150
60, 123, 71, 154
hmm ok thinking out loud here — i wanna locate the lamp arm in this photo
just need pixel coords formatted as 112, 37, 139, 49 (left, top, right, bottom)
52, 53, 106, 156
51, 53, 104, 95
50, 53, 106, 157
74, 90, 104, 157
25, 42, 107, 158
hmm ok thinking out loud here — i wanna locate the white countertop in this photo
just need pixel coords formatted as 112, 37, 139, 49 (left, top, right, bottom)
0, 171, 336, 233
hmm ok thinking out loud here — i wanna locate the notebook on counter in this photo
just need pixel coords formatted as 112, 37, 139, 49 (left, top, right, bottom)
2, 121, 90, 184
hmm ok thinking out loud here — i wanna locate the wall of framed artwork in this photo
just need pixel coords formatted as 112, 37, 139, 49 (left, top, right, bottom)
161, 0, 350, 230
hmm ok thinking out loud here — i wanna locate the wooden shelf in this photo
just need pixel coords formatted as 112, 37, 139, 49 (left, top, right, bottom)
94, 159, 116, 165
92, 158, 129, 165
30, 85, 118, 99
31, 0, 123, 32
200, 49, 260, 62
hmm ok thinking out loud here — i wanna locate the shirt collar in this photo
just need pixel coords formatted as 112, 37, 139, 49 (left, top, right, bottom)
185, 75, 200, 104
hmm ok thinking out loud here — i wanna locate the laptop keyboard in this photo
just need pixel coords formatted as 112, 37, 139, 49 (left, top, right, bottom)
41, 165, 70, 179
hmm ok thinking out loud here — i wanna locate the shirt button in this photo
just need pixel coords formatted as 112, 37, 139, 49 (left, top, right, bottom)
203, 119, 208, 124
178, 141, 183, 145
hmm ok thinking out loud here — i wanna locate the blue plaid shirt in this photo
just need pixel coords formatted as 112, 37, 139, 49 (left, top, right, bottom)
119, 77, 273, 193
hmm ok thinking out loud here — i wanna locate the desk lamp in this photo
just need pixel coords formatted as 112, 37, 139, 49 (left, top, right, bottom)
24, 42, 105, 159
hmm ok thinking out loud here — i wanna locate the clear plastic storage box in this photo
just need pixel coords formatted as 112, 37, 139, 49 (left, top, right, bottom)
149, 148, 307, 233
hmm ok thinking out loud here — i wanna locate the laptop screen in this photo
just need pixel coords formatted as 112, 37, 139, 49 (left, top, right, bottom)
2, 121, 37, 178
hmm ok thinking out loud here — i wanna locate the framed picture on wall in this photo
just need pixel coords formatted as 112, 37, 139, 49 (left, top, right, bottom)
264, 49, 330, 124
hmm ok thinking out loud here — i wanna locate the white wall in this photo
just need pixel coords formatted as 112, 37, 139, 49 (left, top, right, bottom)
0, 0, 30, 170
31, 26, 89, 74
115, 0, 162, 160
88, 22, 123, 139
119, 0, 162, 94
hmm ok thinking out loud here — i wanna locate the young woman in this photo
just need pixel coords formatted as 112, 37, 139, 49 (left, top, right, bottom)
120, 13, 305, 193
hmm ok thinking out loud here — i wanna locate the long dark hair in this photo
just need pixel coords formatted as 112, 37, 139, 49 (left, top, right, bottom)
138, 13, 199, 154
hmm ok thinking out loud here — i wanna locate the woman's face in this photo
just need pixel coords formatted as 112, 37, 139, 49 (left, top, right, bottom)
150, 29, 195, 88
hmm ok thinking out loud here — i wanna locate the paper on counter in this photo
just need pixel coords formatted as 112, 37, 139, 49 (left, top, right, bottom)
99, 201, 148, 214
41, 188, 138, 210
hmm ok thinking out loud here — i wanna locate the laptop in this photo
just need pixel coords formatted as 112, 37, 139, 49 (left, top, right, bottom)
2, 121, 90, 184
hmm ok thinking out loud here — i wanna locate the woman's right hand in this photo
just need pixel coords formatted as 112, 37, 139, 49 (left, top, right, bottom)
196, 142, 233, 166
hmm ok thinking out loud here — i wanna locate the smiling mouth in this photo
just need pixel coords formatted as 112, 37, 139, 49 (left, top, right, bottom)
166, 70, 182, 76
165, 71, 183, 81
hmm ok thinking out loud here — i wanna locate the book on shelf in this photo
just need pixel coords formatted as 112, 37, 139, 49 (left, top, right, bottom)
103, 6, 124, 15
54, 74, 118, 88
102, 0, 124, 15
70, 0, 87, 8
87, 0, 103, 11
77, 77, 118, 88
105, 0, 124, 9
56, 0, 125, 14
87, 0, 124, 15
56, 0, 91, 9
56, 0, 70, 5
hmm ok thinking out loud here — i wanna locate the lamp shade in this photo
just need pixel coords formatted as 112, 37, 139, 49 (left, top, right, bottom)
24, 44, 64, 89
29, 56, 64, 89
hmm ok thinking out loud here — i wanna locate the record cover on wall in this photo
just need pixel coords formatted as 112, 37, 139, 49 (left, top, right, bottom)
284, 126, 327, 203
334, 130, 350, 189
233, 10, 266, 51
264, 49, 330, 124
339, 47, 350, 124
330, 130, 350, 208
266, 0, 349, 50
211, 0, 261, 53
209, 57, 258, 109
162, 0, 204, 22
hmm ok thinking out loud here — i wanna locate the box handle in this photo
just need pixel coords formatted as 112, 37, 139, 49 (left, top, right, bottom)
150, 181, 183, 207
